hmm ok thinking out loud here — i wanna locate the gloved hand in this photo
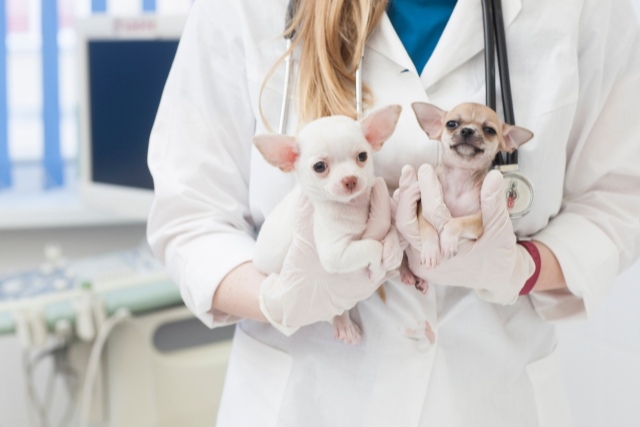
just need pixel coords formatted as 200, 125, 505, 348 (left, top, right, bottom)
394, 164, 535, 305
259, 177, 403, 335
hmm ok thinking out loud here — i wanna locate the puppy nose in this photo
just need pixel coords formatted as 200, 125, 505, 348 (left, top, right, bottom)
342, 176, 358, 191
461, 127, 475, 138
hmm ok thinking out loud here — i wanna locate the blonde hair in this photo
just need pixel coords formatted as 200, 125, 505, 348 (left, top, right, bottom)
261, 0, 388, 129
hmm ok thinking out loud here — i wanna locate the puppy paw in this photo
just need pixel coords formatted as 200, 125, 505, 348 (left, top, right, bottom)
400, 254, 416, 285
400, 265, 418, 286
399, 259, 429, 294
333, 313, 362, 345
415, 279, 429, 295
420, 241, 441, 269
439, 225, 459, 259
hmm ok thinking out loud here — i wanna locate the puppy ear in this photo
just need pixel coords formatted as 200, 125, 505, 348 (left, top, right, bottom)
253, 134, 299, 172
412, 102, 445, 140
360, 105, 402, 152
501, 124, 534, 153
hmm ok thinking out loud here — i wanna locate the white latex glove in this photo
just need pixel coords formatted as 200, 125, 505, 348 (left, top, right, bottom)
394, 164, 535, 305
259, 178, 403, 335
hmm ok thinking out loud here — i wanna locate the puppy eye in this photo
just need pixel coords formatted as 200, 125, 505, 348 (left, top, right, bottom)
313, 162, 327, 173
357, 152, 368, 162
484, 127, 497, 135
446, 120, 458, 129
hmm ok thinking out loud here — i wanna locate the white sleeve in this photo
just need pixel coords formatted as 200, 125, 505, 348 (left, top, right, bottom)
147, 1, 257, 328
531, 0, 640, 319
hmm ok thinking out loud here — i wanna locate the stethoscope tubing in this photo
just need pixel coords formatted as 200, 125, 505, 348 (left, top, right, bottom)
482, 0, 518, 167
279, 38, 294, 135
481, 0, 497, 112
482, 0, 534, 219
279, 0, 298, 134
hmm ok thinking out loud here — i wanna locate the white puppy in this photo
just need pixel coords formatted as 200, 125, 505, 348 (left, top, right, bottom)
253, 105, 402, 343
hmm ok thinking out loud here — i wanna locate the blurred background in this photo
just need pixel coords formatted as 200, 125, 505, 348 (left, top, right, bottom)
0, 2, 235, 427
0, 1, 639, 426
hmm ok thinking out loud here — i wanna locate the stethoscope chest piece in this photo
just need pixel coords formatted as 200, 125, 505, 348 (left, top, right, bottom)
502, 170, 534, 219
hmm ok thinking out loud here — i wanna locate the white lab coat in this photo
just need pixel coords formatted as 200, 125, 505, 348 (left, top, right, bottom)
147, 0, 640, 426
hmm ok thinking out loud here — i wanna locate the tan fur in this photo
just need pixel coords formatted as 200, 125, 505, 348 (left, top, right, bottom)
401, 102, 533, 287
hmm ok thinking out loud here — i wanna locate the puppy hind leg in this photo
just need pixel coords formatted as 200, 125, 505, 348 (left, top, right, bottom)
399, 254, 429, 294
400, 254, 416, 285
332, 311, 362, 345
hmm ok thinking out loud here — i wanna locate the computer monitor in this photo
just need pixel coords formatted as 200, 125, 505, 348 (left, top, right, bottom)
78, 15, 186, 220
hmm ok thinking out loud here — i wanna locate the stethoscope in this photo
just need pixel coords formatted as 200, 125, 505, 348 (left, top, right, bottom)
279, 0, 534, 219
481, 0, 534, 219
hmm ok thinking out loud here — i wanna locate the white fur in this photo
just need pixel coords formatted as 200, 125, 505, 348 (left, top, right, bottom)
254, 106, 402, 344
295, 116, 385, 278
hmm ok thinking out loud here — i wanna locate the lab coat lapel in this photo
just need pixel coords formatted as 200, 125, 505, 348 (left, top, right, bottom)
422, 0, 522, 89
367, 12, 417, 74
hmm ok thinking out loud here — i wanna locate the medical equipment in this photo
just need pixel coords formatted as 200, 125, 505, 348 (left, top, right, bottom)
0, 242, 180, 342
0, 243, 174, 425
1, 242, 234, 426
279, 0, 533, 218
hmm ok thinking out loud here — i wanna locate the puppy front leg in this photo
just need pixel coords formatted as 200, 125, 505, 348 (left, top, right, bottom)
439, 211, 483, 259
418, 202, 441, 270
417, 164, 452, 231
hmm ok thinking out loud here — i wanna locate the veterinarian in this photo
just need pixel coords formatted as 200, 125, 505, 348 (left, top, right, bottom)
146, 0, 640, 425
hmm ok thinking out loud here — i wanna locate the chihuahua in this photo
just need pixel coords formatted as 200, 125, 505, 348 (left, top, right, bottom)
402, 102, 533, 291
253, 105, 402, 344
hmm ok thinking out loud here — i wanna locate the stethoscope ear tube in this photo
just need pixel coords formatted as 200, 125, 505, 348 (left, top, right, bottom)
285, 0, 298, 40
279, 38, 294, 135
279, 0, 299, 135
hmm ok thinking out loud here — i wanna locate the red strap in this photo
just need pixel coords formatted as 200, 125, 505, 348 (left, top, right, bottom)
517, 241, 541, 296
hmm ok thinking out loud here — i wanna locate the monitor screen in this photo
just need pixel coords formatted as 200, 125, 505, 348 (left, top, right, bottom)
88, 39, 178, 191
78, 16, 186, 220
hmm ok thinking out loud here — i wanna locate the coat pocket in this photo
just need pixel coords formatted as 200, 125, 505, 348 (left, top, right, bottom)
216, 326, 293, 427
525, 348, 574, 427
